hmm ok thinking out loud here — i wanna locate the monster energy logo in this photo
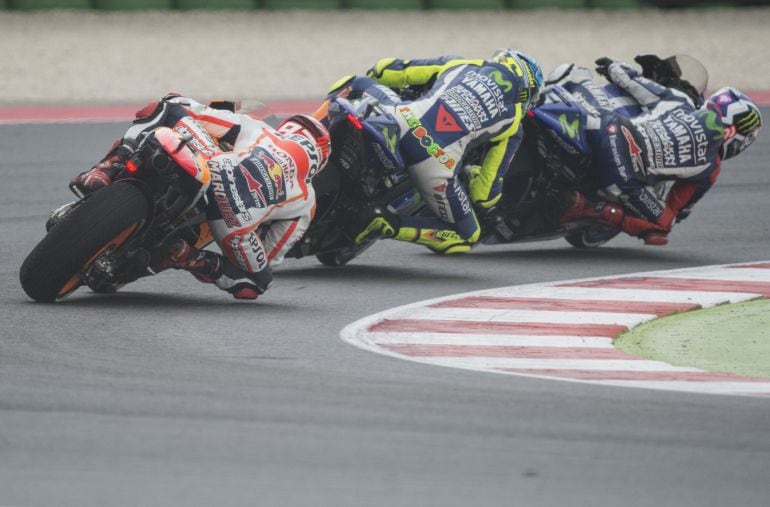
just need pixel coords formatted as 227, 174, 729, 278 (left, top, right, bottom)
559, 113, 579, 139
703, 109, 725, 140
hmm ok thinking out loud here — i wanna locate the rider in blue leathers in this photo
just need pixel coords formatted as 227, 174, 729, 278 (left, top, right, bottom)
548, 54, 707, 118
544, 57, 762, 244
329, 50, 543, 254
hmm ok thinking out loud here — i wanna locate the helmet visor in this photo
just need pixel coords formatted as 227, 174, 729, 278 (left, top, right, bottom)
721, 128, 760, 160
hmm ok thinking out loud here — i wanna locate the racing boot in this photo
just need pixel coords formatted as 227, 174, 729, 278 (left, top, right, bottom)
162, 238, 224, 283
394, 226, 476, 254
559, 191, 624, 227
561, 192, 668, 245
70, 138, 135, 196
354, 205, 399, 245
163, 239, 263, 299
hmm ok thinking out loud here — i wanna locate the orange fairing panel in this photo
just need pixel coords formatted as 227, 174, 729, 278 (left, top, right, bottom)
154, 127, 212, 189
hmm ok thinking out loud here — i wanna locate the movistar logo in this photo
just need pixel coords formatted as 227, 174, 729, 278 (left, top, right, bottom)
489, 70, 513, 92
559, 113, 580, 139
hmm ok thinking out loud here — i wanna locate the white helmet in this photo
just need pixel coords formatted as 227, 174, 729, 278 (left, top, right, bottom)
705, 87, 762, 160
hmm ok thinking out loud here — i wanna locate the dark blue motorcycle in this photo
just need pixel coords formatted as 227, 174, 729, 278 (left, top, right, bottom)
286, 89, 620, 266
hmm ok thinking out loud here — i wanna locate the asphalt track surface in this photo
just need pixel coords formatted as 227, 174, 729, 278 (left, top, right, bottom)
1, 117, 770, 507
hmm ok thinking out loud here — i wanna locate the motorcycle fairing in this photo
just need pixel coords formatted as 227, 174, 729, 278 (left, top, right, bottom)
533, 86, 591, 154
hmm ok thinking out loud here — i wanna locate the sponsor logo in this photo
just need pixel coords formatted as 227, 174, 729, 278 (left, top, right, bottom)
240, 164, 267, 207
292, 134, 321, 179
209, 168, 240, 228
621, 126, 645, 175
174, 118, 218, 157
638, 191, 664, 218
608, 132, 629, 181
559, 113, 579, 140
434, 194, 450, 221
662, 109, 709, 164
489, 69, 513, 93
230, 235, 248, 270
247, 234, 268, 271
371, 141, 397, 171
398, 106, 456, 170
240, 148, 287, 204
460, 71, 508, 118
435, 104, 463, 133
264, 142, 297, 189
457, 186, 472, 214
443, 86, 488, 131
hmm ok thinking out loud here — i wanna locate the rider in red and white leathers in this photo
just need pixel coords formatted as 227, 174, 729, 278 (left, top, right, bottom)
71, 95, 330, 299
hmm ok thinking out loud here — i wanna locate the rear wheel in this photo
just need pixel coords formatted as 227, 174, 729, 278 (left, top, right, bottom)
565, 226, 621, 249
315, 239, 377, 267
20, 183, 150, 302
316, 251, 348, 266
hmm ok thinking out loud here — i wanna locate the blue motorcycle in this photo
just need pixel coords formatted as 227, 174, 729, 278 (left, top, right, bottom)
284, 87, 621, 266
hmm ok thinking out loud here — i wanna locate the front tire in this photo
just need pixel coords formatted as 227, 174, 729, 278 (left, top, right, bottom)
20, 183, 150, 302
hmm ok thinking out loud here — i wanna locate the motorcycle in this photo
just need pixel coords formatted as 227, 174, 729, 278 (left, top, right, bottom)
285, 96, 428, 265
285, 86, 621, 266
20, 119, 213, 302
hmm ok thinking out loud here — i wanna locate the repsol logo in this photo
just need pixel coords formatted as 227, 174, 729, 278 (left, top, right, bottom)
247, 234, 268, 271
398, 107, 456, 170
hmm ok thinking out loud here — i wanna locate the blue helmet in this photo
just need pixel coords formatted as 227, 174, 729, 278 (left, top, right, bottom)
705, 87, 762, 160
491, 49, 543, 107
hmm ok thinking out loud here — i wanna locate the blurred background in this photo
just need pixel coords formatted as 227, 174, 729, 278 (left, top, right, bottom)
1, 1, 768, 104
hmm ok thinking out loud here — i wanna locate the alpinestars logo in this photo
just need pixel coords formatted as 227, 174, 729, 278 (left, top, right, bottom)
240, 165, 267, 206
621, 126, 644, 174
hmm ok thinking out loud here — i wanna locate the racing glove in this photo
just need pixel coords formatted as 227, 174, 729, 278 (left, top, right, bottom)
70, 138, 135, 196
595, 57, 615, 79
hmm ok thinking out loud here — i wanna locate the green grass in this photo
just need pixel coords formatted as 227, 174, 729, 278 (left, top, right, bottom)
615, 298, 770, 378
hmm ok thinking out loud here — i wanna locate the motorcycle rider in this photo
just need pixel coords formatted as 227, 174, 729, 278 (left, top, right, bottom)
326, 50, 543, 254
71, 94, 330, 299
547, 53, 708, 117
551, 58, 762, 245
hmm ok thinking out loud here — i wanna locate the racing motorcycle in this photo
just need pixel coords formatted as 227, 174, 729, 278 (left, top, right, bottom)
20, 120, 213, 302
285, 88, 620, 266
285, 96, 426, 265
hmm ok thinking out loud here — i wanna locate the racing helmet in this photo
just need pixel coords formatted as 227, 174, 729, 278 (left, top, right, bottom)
277, 114, 331, 177
491, 49, 544, 108
705, 87, 762, 160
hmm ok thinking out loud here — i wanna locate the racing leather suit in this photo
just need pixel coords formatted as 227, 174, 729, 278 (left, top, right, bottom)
112, 95, 321, 297
344, 55, 534, 253
545, 63, 724, 239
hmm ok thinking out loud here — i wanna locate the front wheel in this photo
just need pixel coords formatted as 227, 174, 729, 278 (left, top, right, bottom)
19, 183, 150, 302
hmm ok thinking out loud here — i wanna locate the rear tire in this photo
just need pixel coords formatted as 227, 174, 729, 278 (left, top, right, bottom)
565, 226, 621, 249
20, 183, 150, 302
316, 251, 348, 266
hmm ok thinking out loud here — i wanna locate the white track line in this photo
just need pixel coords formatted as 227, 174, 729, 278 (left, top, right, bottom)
341, 261, 770, 398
